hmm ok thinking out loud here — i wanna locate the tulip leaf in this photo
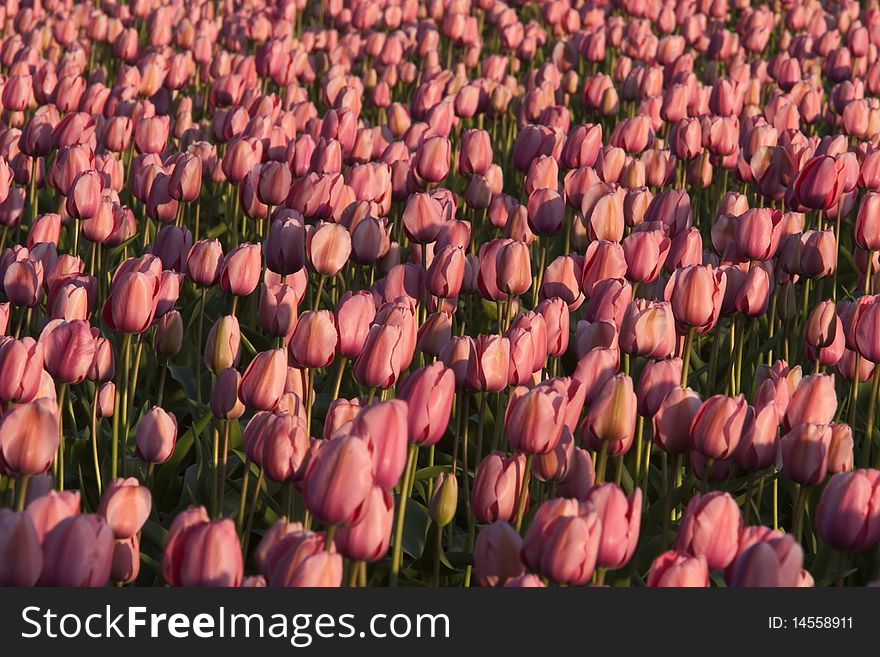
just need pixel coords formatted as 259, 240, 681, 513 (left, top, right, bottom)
168, 364, 200, 403
414, 465, 453, 481
402, 499, 430, 559
154, 410, 212, 508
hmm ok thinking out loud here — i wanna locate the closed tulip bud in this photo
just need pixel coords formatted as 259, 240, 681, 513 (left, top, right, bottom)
585, 374, 636, 444
204, 315, 240, 374
342, 400, 408, 490
586, 484, 641, 569
676, 491, 742, 570
730, 535, 804, 587
540, 511, 602, 585
647, 550, 709, 587
816, 469, 880, 551
264, 216, 305, 276
172, 518, 243, 587
38, 319, 95, 384
581, 240, 628, 296
665, 265, 727, 334
396, 363, 455, 446
95, 381, 115, 418
4, 258, 43, 307
458, 129, 492, 175
134, 115, 169, 155
167, 153, 202, 202
426, 472, 458, 528
805, 301, 841, 351
264, 530, 342, 587
288, 311, 337, 369
653, 386, 701, 454
505, 385, 567, 455
40, 515, 114, 587
856, 193, 880, 251
220, 243, 261, 296
553, 446, 594, 500
303, 436, 374, 525
495, 240, 531, 297
98, 478, 151, 539
414, 135, 450, 183
353, 323, 405, 389
259, 284, 298, 338
402, 193, 444, 244
734, 403, 779, 471
784, 373, 837, 430
186, 239, 223, 286
426, 245, 466, 298
619, 300, 676, 359
572, 347, 620, 405
210, 368, 245, 421
636, 357, 683, 417
854, 295, 880, 363
239, 349, 287, 411
66, 170, 102, 220
101, 271, 160, 334
623, 228, 670, 284
135, 407, 177, 464
466, 334, 511, 392
734, 208, 783, 261
0, 337, 43, 402
780, 422, 832, 486
827, 423, 854, 474
472, 451, 528, 523
788, 155, 843, 212
800, 229, 837, 279
0, 399, 59, 476
309, 223, 351, 277
256, 161, 291, 208
334, 291, 376, 359
583, 278, 630, 328
474, 521, 526, 587
691, 394, 748, 460
334, 486, 393, 562
0, 511, 42, 586
526, 188, 565, 237
110, 535, 140, 584
153, 310, 183, 356
243, 410, 310, 482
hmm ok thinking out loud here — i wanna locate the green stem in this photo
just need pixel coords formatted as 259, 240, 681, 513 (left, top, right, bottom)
324, 524, 337, 551
390, 443, 419, 586
595, 440, 610, 484
792, 484, 808, 543
56, 383, 68, 491
196, 287, 206, 404
680, 326, 696, 387
237, 460, 251, 531
14, 474, 30, 511
91, 386, 103, 496
867, 365, 880, 468
242, 467, 265, 557
514, 453, 534, 533
432, 523, 443, 587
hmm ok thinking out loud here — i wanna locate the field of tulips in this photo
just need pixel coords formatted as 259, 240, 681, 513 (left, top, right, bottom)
5, 0, 880, 590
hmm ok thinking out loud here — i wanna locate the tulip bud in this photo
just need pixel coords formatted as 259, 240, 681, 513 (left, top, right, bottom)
98, 478, 151, 539
0, 399, 59, 475
676, 491, 742, 571
429, 472, 459, 528
40, 515, 114, 587
239, 349, 287, 411
135, 407, 177, 464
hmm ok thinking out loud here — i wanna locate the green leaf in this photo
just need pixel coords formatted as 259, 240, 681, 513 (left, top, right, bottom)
414, 465, 453, 481
402, 499, 430, 559
168, 364, 199, 403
